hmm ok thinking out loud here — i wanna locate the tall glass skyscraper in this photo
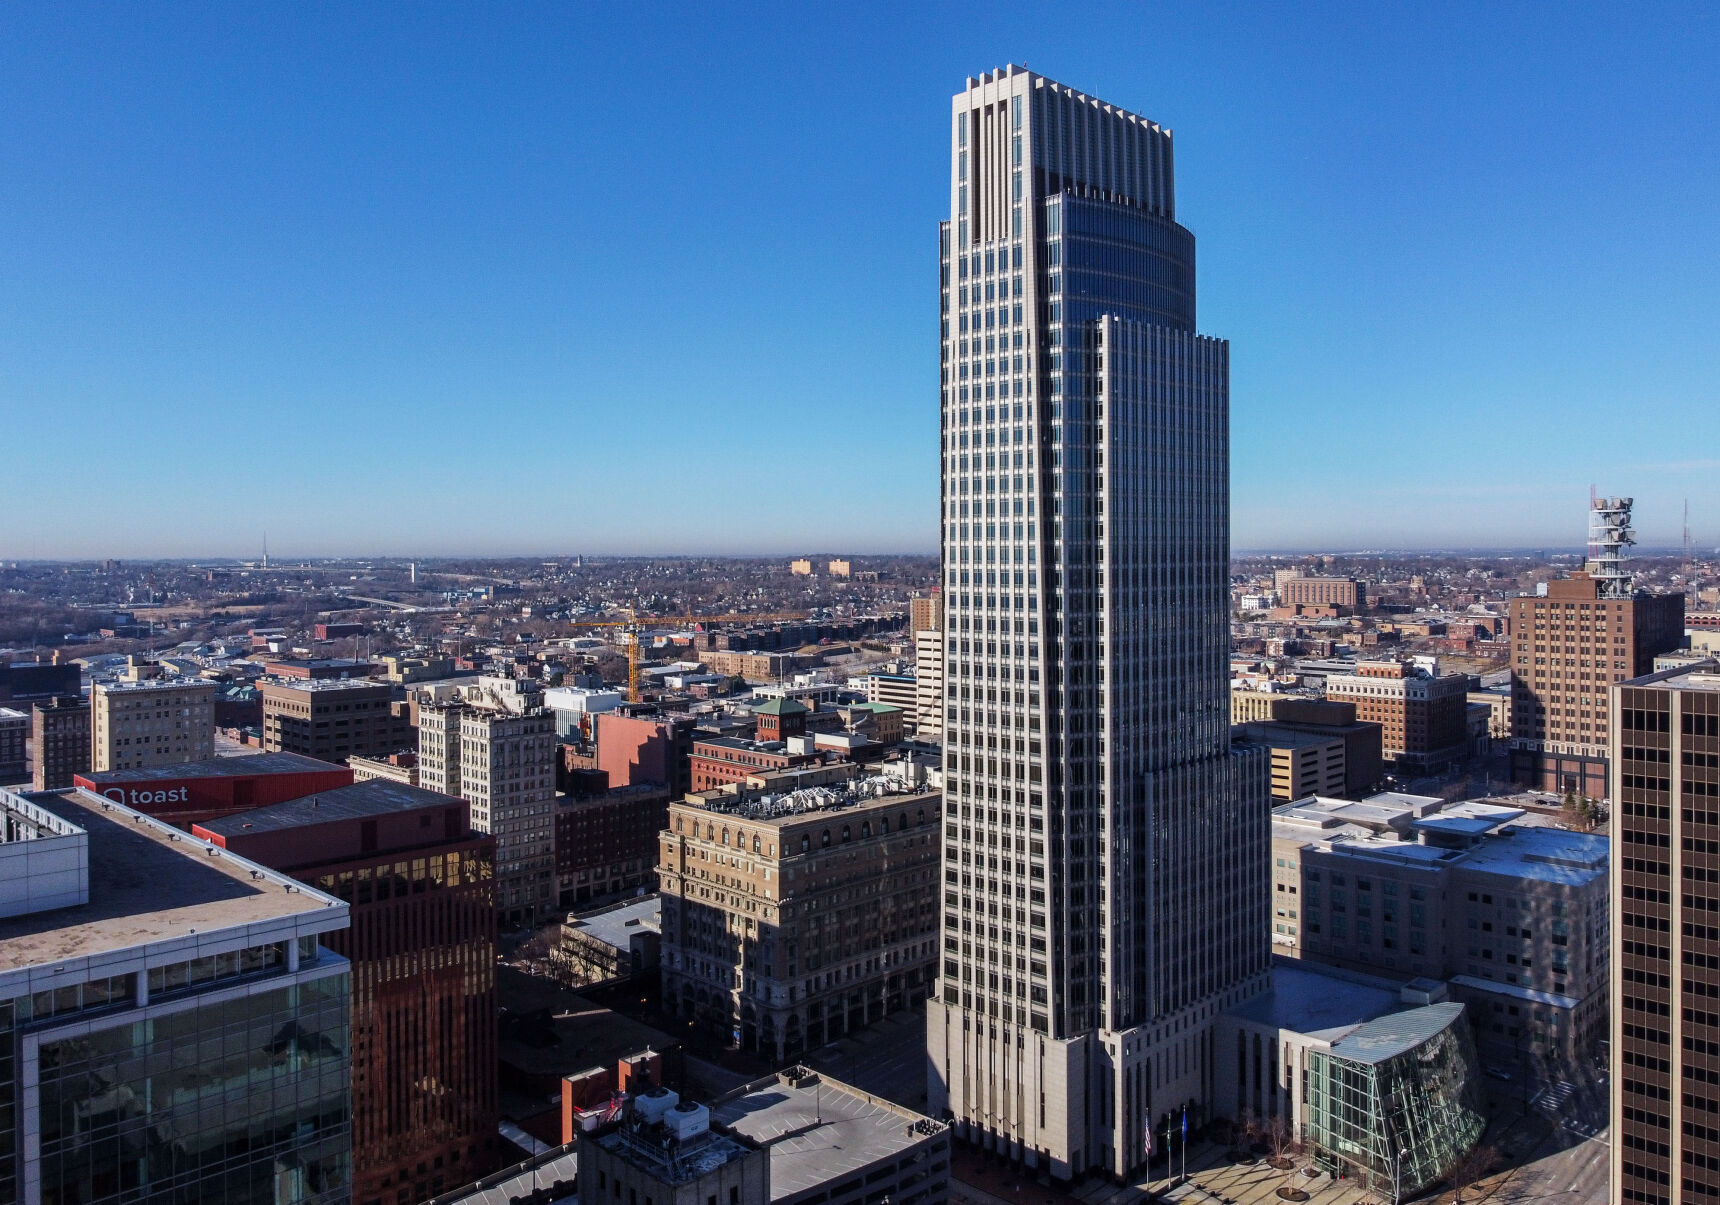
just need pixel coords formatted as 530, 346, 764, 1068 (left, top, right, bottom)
926, 66, 1269, 1182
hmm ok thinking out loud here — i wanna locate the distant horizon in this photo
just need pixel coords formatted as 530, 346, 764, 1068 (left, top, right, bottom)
4, 544, 1713, 567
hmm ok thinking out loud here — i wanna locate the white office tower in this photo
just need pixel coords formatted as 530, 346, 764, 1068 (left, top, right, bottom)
926, 66, 1269, 1182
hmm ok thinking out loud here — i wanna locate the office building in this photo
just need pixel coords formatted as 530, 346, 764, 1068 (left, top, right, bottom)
1240, 724, 1347, 802
577, 1069, 948, 1205
196, 781, 500, 1205
1278, 576, 1366, 611
915, 628, 945, 738
1610, 659, 1720, 1205
1324, 660, 1470, 772
927, 66, 1269, 1181
659, 767, 942, 1060
1246, 699, 1384, 799
348, 750, 419, 786
0, 707, 25, 783
31, 695, 91, 790
1272, 793, 1609, 1072
911, 590, 945, 636
418, 677, 557, 927
91, 669, 216, 772
556, 781, 672, 906
593, 708, 696, 795
261, 677, 414, 765
688, 735, 820, 792
1509, 500, 1685, 800
75, 750, 354, 827
0, 659, 80, 703
0, 785, 352, 1204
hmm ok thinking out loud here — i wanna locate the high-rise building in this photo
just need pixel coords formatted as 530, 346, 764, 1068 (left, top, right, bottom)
0, 785, 352, 1204
417, 677, 557, 928
1509, 499, 1685, 799
926, 66, 1269, 1182
91, 667, 215, 773
195, 781, 501, 1204
0, 707, 25, 783
911, 590, 945, 636
1610, 658, 1720, 1205
915, 628, 945, 738
31, 695, 91, 789
261, 677, 414, 765
659, 765, 943, 1061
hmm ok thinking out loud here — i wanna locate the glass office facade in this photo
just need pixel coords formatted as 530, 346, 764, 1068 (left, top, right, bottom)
28, 971, 351, 1205
1306, 1005, 1485, 1198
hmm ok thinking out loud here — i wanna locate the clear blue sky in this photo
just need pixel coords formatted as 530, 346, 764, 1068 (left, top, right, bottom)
3, 3, 1717, 559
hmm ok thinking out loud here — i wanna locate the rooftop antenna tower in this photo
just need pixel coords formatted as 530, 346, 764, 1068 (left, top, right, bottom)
1685, 498, 1694, 601
263, 532, 269, 570
1585, 489, 1636, 599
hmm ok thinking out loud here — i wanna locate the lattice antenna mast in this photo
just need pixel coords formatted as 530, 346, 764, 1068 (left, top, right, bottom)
1586, 493, 1635, 599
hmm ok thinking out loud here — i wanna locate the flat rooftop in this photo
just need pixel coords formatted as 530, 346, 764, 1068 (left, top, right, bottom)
96, 676, 212, 692
262, 676, 391, 692
1627, 660, 1720, 691
199, 780, 462, 837
713, 1071, 945, 1199
571, 896, 660, 951
78, 751, 342, 783
1226, 960, 1403, 1041
0, 788, 343, 973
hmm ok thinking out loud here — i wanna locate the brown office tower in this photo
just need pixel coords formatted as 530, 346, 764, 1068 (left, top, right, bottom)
194, 781, 501, 1204
1509, 499, 1684, 799
1610, 660, 1720, 1205
910, 589, 944, 636
261, 677, 415, 765
32, 696, 91, 789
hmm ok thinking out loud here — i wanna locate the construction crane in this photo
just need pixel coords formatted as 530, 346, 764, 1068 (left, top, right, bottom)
562, 610, 810, 701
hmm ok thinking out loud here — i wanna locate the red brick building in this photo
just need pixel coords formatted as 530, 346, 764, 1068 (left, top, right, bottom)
74, 751, 353, 827
554, 782, 672, 907
1507, 571, 1685, 798
195, 781, 500, 1205
688, 736, 821, 793
592, 709, 694, 795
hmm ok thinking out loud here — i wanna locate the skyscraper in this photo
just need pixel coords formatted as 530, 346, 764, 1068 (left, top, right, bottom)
926, 67, 1269, 1181
1610, 659, 1720, 1205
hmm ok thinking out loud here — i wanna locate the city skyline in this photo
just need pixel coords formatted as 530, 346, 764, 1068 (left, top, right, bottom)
4, 5, 1718, 558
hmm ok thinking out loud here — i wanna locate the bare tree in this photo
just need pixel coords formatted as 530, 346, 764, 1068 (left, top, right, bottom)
1446, 1142, 1498, 1204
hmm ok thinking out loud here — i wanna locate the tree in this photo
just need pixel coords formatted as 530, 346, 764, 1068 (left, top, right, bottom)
1446, 1142, 1498, 1204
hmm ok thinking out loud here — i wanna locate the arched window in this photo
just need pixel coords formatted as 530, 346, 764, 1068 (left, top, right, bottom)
861, 822, 872, 839
722, 829, 730, 846
900, 813, 908, 831
821, 830, 831, 848
675, 817, 683, 832
801, 836, 810, 853
752, 835, 761, 853
842, 826, 851, 842
917, 810, 926, 826
879, 816, 889, 834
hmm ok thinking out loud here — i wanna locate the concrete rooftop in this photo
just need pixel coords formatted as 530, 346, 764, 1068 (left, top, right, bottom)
0, 788, 344, 974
